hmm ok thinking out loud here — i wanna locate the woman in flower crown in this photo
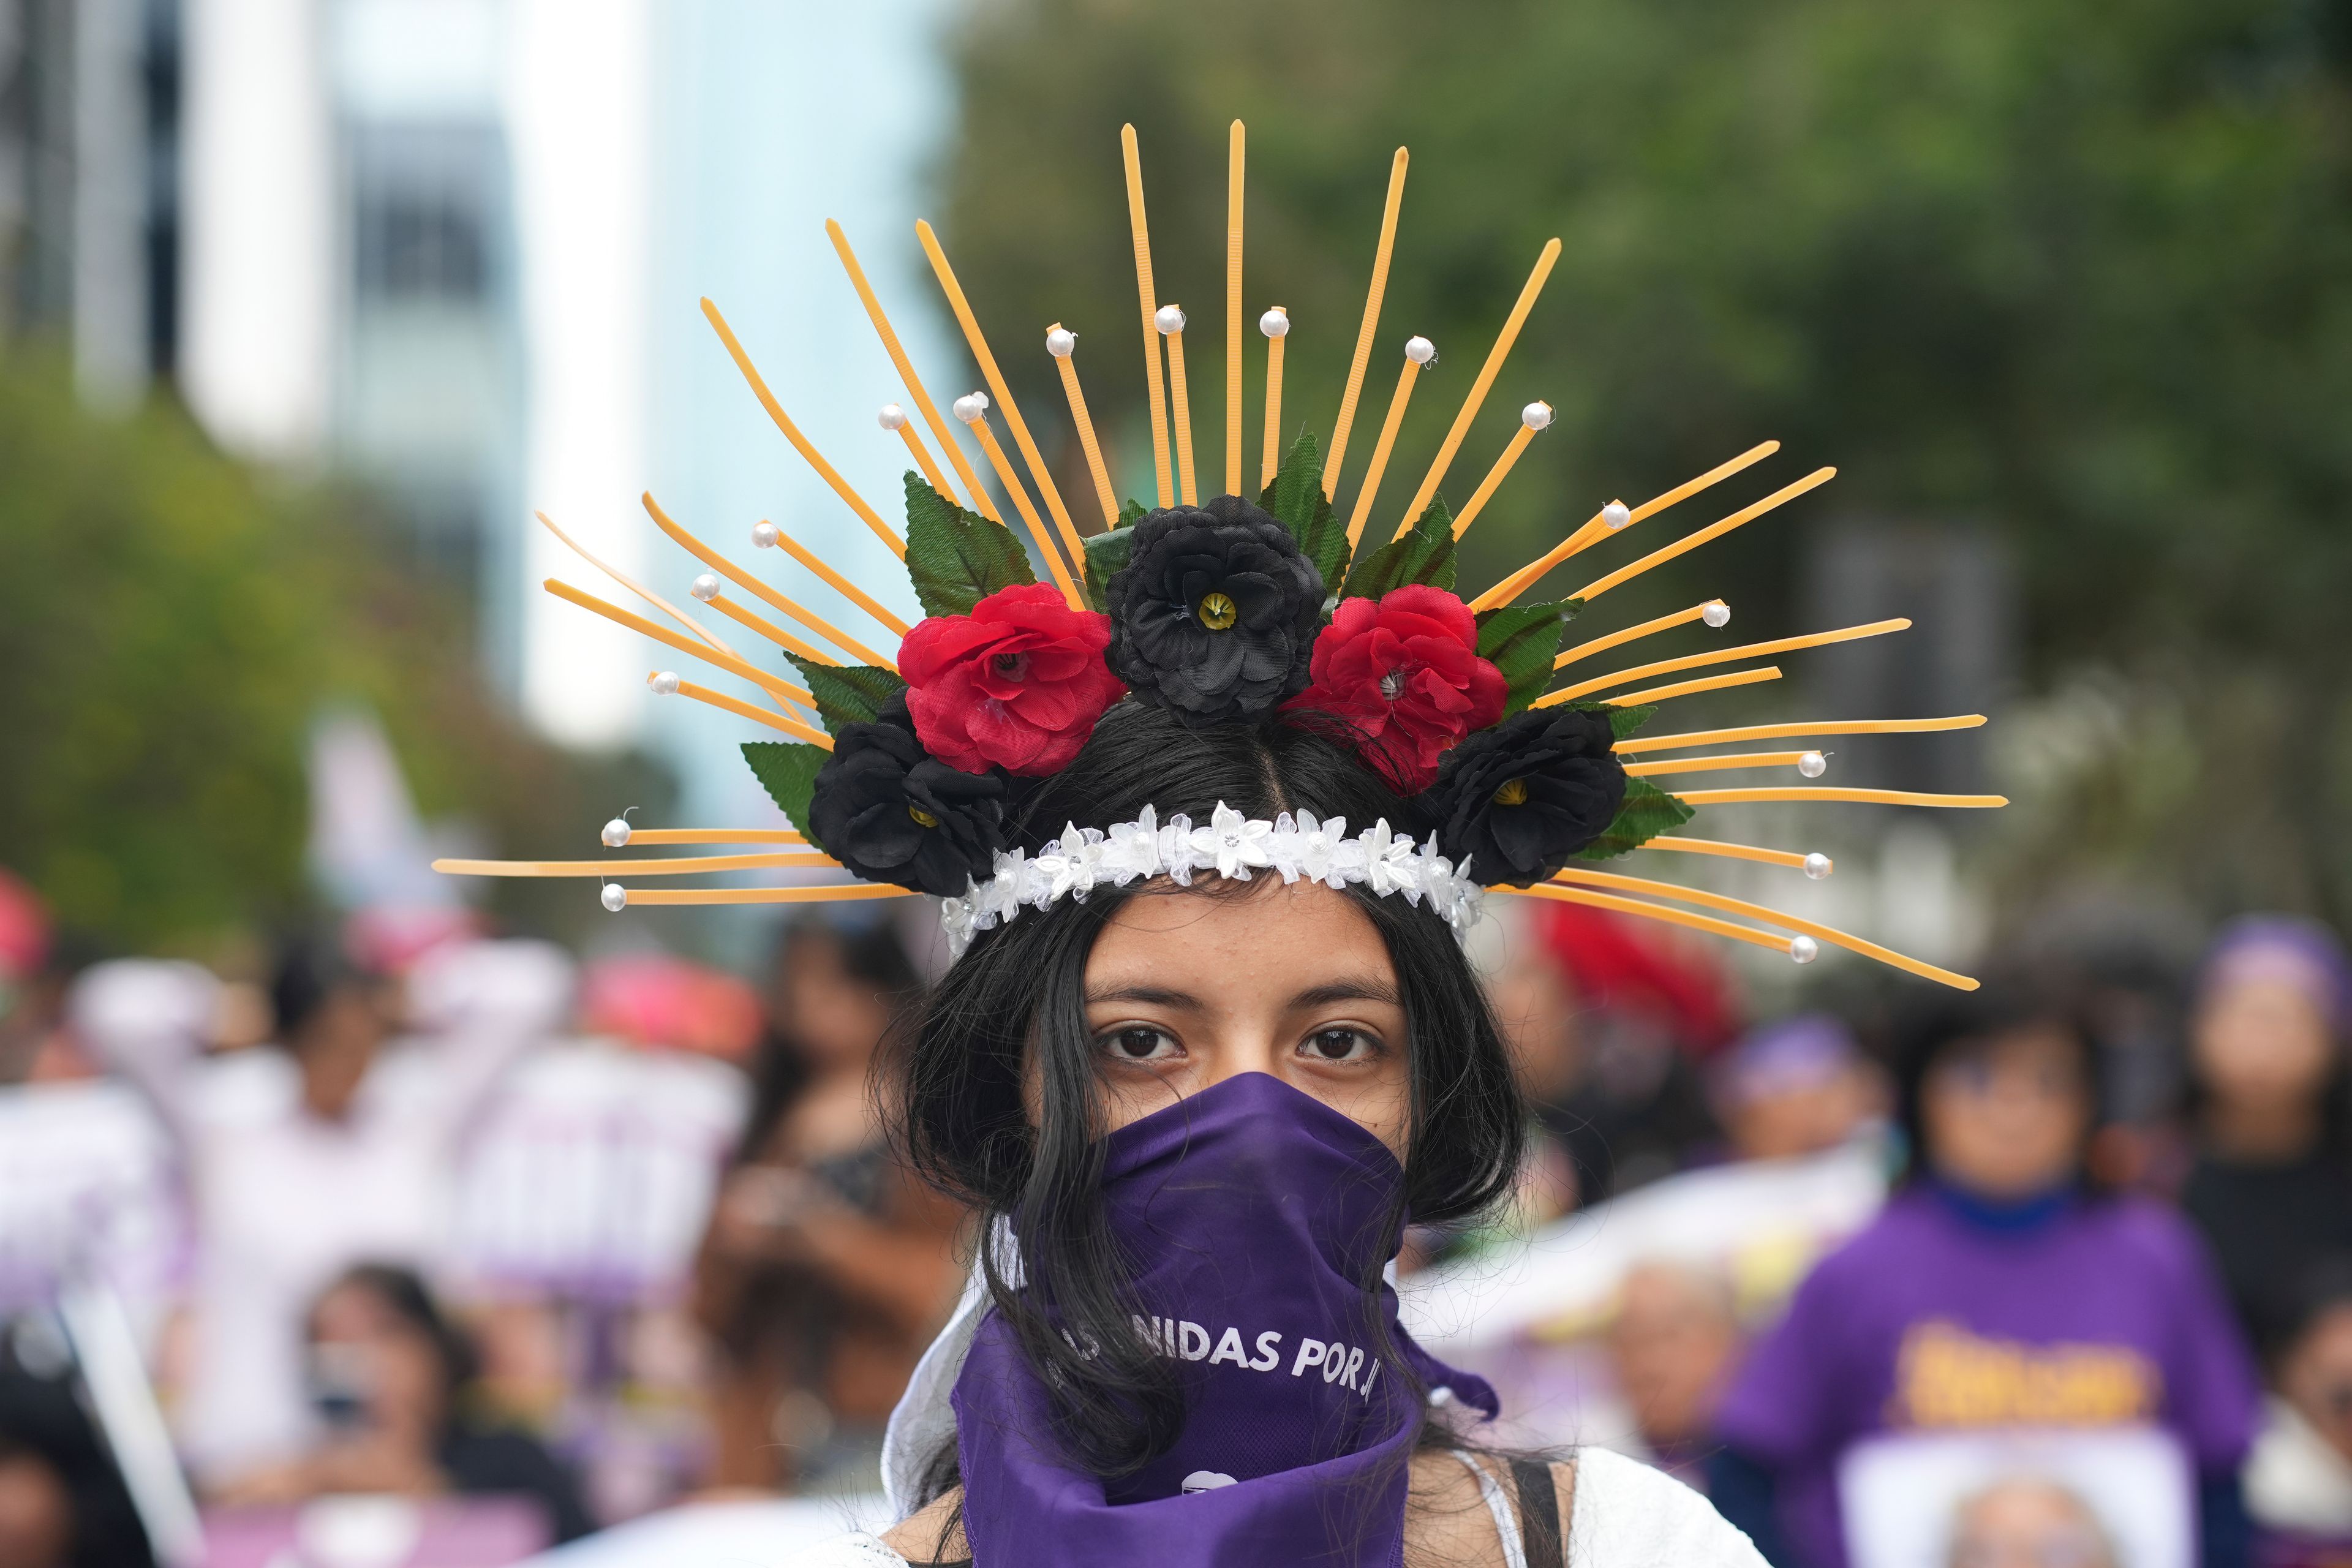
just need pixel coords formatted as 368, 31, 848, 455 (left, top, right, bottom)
440, 118, 2005, 1566
777, 494, 1759, 1567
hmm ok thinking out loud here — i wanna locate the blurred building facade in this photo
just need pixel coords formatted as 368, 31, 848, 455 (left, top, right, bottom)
0, 0, 180, 405
175, 0, 531, 687
2, 0, 522, 645
3, 0, 956, 847
333, 0, 524, 619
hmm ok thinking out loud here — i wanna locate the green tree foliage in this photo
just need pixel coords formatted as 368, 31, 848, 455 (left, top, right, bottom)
0, 358, 665, 953
935, 0, 2352, 918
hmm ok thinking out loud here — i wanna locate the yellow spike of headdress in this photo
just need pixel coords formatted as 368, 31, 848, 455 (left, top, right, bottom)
438, 126, 2002, 988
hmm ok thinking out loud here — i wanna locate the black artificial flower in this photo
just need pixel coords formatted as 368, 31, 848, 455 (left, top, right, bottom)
1105, 495, 1325, 726
807, 693, 1008, 896
1423, 707, 1627, 886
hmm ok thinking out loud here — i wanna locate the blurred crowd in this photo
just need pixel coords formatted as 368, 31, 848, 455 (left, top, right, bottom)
0, 883, 966, 1566
1423, 900, 2352, 1568
3, 862, 2352, 1568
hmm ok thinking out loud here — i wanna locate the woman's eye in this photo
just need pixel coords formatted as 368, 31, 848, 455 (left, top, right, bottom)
1099, 1026, 1178, 1062
1303, 1027, 1376, 1062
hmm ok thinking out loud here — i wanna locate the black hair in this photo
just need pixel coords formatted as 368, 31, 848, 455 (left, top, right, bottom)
317, 1263, 481, 1416
0, 1366, 153, 1568
736, 917, 923, 1164
268, 932, 378, 1050
2269, 1252, 2352, 1369
890, 703, 1525, 1492
1890, 973, 2108, 1189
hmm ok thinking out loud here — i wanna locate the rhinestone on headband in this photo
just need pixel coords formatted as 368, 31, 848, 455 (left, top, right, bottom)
937, 802, 1483, 957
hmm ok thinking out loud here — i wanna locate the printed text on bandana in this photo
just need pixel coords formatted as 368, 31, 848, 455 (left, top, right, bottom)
1130, 1315, 1383, 1401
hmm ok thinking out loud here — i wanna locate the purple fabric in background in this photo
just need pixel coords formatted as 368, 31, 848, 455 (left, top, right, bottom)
952, 1072, 1496, 1568
1715, 1014, 1864, 1106
1716, 1186, 2261, 1568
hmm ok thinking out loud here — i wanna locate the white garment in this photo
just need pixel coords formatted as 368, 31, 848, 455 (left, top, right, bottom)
2248, 1395, 2352, 1534
1558, 1449, 1768, 1567
878, 1235, 1005, 1517
69, 941, 571, 1480
791, 1447, 1763, 1567
794, 1536, 911, 1568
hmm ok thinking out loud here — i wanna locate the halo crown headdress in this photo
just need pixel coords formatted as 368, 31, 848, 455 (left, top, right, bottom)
438, 121, 2004, 989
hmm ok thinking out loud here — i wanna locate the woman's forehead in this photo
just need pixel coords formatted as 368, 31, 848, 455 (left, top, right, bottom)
1087, 880, 1394, 987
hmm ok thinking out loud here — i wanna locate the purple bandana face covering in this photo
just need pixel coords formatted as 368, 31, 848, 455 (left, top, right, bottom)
951, 1072, 1497, 1567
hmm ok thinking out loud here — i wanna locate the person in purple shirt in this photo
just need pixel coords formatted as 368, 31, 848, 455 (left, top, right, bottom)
1709, 978, 2262, 1568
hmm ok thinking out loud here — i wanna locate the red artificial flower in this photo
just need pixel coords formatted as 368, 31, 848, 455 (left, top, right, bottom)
1286, 584, 1507, 791
899, 583, 1126, 775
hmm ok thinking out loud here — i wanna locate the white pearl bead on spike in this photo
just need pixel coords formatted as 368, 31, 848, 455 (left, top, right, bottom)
601, 817, 632, 848
1798, 750, 1828, 778
600, 884, 628, 913
1702, 601, 1731, 628
1259, 308, 1289, 338
750, 521, 779, 549
1154, 304, 1186, 334
1404, 336, 1436, 364
689, 573, 721, 603
1803, 852, 1834, 880
648, 671, 680, 695
1046, 327, 1077, 358
952, 392, 989, 424
1521, 401, 1553, 431
1602, 500, 1633, 530
1790, 935, 1820, 965
877, 403, 908, 431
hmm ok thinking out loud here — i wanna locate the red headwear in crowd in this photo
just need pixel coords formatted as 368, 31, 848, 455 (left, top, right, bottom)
1534, 900, 1738, 1053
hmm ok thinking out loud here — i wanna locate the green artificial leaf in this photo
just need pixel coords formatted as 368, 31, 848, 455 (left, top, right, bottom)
783, 655, 906, 734
741, 741, 831, 847
1083, 524, 1137, 612
1118, 497, 1148, 526
1475, 601, 1571, 716
1343, 494, 1457, 599
1602, 701, 1657, 742
902, 472, 1035, 617
1576, 776, 1694, 860
1301, 496, 1350, 598
1259, 432, 1351, 591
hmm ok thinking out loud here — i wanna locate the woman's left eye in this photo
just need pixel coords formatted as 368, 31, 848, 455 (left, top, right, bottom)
1302, 1027, 1377, 1063
1099, 1025, 1180, 1062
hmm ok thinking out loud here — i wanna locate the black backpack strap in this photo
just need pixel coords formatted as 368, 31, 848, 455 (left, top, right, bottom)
1511, 1457, 1566, 1568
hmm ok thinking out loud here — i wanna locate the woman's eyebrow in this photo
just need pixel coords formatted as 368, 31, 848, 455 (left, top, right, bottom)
1084, 983, 1204, 1011
1291, 977, 1402, 1009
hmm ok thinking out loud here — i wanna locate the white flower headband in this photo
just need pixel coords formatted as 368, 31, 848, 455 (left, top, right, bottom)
938, 802, 1483, 957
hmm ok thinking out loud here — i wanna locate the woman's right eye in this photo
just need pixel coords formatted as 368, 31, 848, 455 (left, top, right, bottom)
1099, 1025, 1179, 1062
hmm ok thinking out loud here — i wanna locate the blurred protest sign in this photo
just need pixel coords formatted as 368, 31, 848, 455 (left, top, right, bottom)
1404, 1136, 1887, 1352
1838, 1425, 2191, 1568
451, 1040, 744, 1299
0, 1080, 186, 1325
